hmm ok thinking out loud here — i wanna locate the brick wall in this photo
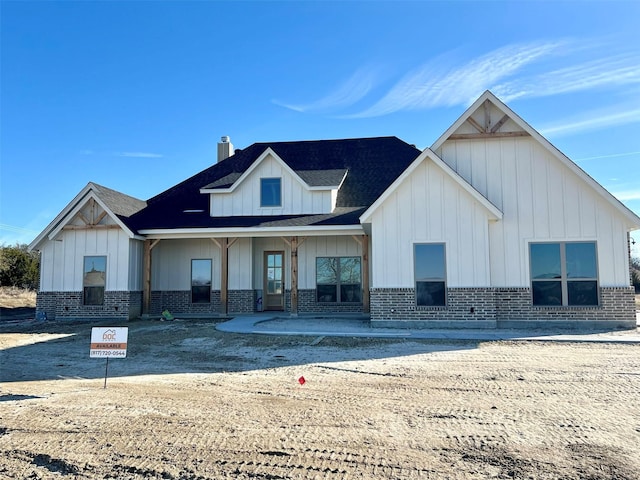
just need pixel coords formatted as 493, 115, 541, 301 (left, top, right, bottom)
371, 286, 636, 329
150, 290, 222, 316
36, 291, 142, 321
296, 289, 364, 314
229, 290, 255, 314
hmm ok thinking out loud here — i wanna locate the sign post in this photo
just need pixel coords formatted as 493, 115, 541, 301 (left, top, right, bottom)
90, 327, 128, 388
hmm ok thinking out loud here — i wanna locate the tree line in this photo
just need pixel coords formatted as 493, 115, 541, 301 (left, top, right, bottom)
0, 244, 40, 290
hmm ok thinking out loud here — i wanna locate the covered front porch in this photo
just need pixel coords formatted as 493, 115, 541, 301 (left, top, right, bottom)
140, 230, 370, 318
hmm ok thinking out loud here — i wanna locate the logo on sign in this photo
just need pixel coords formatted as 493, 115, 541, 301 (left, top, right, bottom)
103, 329, 116, 341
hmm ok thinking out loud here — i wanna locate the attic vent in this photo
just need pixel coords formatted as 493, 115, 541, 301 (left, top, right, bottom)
183, 209, 205, 213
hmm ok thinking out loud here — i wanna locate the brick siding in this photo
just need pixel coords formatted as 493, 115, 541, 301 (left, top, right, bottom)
36, 291, 142, 321
371, 286, 636, 329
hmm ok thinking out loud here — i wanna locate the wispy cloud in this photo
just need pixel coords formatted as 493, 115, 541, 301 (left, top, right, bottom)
0, 223, 40, 246
347, 41, 566, 118
278, 38, 640, 123
574, 151, 640, 162
539, 107, 640, 137
116, 152, 164, 158
0, 223, 39, 235
493, 53, 640, 102
80, 150, 163, 158
272, 66, 379, 113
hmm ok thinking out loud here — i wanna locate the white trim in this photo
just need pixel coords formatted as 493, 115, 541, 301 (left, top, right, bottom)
138, 224, 364, 240
360, 148, 502, 224
431, 90, 640, 230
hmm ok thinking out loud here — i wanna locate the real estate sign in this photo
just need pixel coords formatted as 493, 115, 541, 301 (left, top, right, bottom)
90, 327, 128, 358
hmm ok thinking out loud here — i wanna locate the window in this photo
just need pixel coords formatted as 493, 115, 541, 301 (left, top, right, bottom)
316, 257, 362, 303
83, 256, 106, 305
260, 178, 281, 207
414, 244, 446, 307
530, 242, 598, 306
191, 259, 212, 303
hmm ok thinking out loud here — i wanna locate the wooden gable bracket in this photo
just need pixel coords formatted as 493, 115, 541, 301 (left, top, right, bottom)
64, 197, 117, 230
450, 100, 530, 140
281, 236, 306, 248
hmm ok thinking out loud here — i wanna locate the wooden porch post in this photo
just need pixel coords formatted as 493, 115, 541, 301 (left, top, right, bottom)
290, 236, 298, 315
362, 234, 370, 314
220, 237, 228, 315
142, 239, 159, 316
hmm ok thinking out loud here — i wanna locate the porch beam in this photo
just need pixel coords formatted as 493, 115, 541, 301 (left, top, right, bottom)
290, 236, 299, 315
362, 234, 370, 314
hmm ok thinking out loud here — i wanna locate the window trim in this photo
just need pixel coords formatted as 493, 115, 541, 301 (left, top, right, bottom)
191, 258, 212, 304
83, 255, 107, 306
414, 243, 447, 307
260, 177, 282, 208
315, 256, 362, 304
529, 241, 599, 307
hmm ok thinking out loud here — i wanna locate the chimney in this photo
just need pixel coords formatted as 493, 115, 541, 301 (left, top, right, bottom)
217, 136, 233, 162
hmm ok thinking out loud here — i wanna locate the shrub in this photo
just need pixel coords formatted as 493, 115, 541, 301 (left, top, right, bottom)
0, 244, 40, 290
632, 257, 640, 293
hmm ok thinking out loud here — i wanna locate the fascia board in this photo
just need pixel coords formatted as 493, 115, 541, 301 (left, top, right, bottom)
360, 149, 502, 224
47, 190, 135, 241
432, 90, 640, 229
199, 147, 319, 194
138, 224, 364, 239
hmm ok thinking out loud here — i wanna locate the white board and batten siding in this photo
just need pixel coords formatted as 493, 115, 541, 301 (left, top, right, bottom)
151, 238, 253, 291
252, 236, 363, 290
209, 153, 335, 217
437, 136, 632, 287
369, 157, 492, 289
39, 227, 134, 292
151, 236, 363, 291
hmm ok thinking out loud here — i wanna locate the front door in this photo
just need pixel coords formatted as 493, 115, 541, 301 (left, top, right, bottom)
264, 251, 284, 311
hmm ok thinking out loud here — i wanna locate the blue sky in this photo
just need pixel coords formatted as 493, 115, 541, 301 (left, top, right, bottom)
1, 1, 639, 255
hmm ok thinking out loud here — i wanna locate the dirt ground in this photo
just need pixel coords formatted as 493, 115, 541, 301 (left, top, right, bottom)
1, 319, 640, 479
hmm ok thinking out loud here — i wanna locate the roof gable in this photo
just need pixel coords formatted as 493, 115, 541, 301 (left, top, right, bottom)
199, 147, 343, 194
432, 90, 640, 230
29, 182, 146, 249
360, 148, 502, 224
129, 137, 421, 231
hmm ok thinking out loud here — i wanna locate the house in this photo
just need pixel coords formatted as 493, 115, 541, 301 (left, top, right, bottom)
29, 91, 640, 329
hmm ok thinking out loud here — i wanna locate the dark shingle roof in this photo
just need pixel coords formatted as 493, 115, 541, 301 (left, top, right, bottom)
128, 137, 421, 231
91, 183, 147, 219
296, 169, 347, 187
